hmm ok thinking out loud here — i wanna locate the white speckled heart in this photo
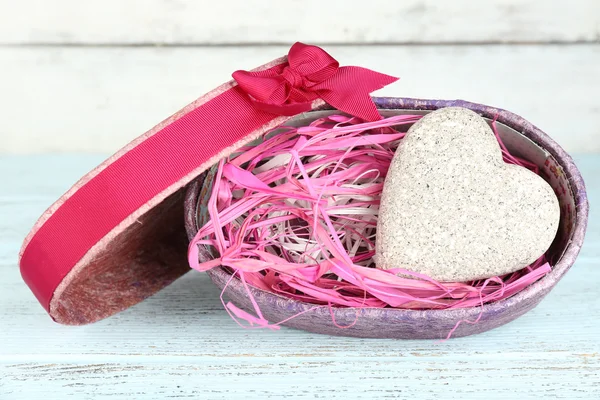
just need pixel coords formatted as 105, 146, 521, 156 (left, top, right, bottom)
375, 107, 560, 282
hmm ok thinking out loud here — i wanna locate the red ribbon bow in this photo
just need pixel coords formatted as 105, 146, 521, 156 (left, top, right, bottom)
232, 42, 398, 122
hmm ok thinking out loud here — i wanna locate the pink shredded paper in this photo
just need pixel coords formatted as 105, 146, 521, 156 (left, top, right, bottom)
188, 114, 551, 330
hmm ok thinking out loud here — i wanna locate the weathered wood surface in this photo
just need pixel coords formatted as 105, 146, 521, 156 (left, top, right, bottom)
1, 0, 598, 45
0, 154, 598, 399
1, 44, 599, 154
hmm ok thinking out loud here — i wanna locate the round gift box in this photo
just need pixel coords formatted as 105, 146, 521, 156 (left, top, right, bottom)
186, 97, 588, 339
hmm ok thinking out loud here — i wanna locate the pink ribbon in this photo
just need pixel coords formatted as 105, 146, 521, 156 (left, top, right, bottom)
233, 42, 398, 121
19, 42, 398, 319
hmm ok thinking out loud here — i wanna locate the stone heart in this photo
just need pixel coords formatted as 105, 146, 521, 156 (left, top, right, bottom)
375, 107, 560, 282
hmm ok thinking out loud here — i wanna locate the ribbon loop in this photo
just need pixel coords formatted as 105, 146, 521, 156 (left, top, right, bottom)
232, 42, 398, 122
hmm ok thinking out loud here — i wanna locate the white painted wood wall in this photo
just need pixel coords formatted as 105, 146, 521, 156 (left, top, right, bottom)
0, 0, 599, 153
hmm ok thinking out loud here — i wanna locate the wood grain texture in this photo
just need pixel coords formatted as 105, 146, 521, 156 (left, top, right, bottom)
1, 0, 599, 45
1, 44, 599, 154
0, 154, 599, 399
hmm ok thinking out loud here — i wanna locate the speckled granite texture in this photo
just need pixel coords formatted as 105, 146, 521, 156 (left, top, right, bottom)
185, 97, 589, 339
376, 107, 560, 282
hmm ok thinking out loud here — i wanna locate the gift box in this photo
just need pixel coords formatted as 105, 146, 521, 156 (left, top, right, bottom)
184, 98, 587, 338
19, 43, 588, 338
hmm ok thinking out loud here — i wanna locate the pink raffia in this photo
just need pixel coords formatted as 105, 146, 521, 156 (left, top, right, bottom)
188, 113, 552, 333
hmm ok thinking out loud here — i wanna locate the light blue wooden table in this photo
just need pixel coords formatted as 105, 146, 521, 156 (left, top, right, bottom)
0, 154, 598, 399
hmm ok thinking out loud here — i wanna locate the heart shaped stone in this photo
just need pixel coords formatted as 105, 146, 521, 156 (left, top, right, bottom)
375, 107, 560, 282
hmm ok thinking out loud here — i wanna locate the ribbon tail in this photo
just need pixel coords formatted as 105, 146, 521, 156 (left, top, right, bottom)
317, 66, 398, 122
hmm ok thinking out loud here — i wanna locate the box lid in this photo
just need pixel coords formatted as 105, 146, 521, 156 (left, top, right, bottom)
18, 42, 398, 324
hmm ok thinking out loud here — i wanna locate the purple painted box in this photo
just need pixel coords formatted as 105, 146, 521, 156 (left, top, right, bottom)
184, 97, 589, 339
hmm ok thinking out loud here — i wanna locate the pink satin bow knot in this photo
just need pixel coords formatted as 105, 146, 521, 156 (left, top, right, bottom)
232, 42, 398, 122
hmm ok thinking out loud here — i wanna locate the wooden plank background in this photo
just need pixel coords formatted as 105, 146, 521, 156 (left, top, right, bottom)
0, 0, 598, 154
2, 45, 598, 153
0, 154, 599, 399
1, 0, 599, 45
